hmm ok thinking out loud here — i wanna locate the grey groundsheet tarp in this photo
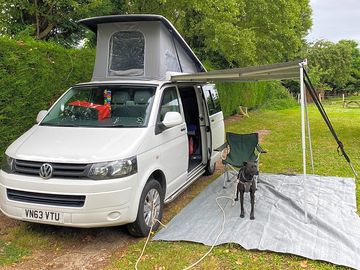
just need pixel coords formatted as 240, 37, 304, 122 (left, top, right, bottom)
154, 173, 360, 269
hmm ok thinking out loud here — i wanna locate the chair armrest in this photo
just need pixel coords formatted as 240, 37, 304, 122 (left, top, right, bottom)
214, 142, 229, 152
256, 144, 267, 154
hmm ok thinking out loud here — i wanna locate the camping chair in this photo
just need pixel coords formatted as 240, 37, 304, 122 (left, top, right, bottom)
216, 132, 267, 189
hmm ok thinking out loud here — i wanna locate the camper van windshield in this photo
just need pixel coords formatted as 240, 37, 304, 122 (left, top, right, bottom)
40, 85, 156, 128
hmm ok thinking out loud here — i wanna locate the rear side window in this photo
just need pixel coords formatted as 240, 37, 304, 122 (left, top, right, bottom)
108, 31, 145, 76
203, 85, 221, 115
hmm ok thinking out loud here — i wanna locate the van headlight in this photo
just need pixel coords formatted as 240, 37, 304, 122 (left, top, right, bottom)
87, 157, 137, 180
1, 154, 14, 173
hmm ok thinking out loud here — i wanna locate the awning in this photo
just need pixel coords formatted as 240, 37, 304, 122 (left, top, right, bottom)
172, 59, 357, 223
171, 60, 303, 82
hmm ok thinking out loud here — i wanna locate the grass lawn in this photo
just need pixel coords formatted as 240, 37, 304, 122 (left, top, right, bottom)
0, 222, 56, 266
112, 103, 360, 270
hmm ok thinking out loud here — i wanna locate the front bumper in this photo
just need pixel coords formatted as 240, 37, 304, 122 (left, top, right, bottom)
0, 170, 139, 227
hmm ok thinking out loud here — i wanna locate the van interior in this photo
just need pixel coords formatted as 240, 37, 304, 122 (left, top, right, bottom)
178, 86, 203, 172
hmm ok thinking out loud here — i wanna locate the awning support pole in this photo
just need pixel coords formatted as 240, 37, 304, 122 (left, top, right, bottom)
300, 61, 308, 223
305, 96, 315, 174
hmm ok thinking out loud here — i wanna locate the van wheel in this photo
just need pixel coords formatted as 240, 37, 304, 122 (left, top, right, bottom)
127, 179, 164, 237
205, 161, 216, 175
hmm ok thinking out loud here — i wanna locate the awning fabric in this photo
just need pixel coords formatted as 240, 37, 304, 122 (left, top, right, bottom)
171, 60, 303, 82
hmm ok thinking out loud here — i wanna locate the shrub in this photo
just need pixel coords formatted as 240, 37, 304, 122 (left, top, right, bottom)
0, 36, 296, 161
216, 81, 297, 116
0, 37, 95, 159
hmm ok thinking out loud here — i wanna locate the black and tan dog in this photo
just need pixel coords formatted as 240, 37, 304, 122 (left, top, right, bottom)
235, 161, 259, 220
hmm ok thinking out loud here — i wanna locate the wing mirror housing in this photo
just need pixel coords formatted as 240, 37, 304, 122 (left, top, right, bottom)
36, 110, 48, 123
162, 111, 182, 128
156, 112, 183, 134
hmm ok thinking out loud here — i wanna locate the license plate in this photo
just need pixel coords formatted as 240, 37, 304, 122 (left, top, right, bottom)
22, 209, 64, 223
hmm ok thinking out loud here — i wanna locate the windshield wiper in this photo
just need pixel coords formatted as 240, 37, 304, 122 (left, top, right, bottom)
41, 123, 80, 127
41, 123, 140, 128
109, 125, 142, 128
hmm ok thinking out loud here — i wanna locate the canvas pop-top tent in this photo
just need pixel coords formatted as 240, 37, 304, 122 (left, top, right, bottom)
79, 15, 205, 81
79, 15, 357, 221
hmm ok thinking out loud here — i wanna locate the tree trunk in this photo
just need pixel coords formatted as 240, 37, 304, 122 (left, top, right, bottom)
37, 23, 54, 40
35, 0, 40, 37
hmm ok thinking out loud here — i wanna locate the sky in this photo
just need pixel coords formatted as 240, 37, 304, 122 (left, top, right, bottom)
306, 0, 360, 44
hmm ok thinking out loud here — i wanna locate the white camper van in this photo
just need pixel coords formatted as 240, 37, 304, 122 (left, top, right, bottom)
0, 15, 224, 236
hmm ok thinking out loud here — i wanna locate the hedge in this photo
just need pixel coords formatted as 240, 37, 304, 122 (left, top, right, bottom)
0, 36, 295, 161
216, 81, 296, 117
0, 37, 95, 159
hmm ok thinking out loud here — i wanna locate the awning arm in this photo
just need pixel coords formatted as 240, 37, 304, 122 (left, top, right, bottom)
171, 60, 303, 83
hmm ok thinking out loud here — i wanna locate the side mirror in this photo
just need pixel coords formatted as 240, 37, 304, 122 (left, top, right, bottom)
162, 111, 183, 128
36, 110, 48, 123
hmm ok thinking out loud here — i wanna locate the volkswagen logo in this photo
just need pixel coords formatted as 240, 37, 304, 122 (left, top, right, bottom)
39, 163, 53, 179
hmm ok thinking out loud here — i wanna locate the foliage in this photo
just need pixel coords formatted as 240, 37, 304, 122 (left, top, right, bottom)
0, 34, 293, 160
0, 36, 95, 158
0, 36, 296, 160
122, 0, 312, 68
0, 0, 123, 47
341, 40, 360, 93
306, 65, 330, 90
305, 40, 357, 91
1, 0, 312, 67
216, 81, 297, 116
0, 1, 313, 115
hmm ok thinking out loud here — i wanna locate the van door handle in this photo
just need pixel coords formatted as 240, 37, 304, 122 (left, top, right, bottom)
180, 128, 186, 132
211, 119, 215, 122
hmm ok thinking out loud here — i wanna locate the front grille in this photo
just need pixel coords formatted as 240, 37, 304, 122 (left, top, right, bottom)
7, 189, 85, 207
14, 159, 88, 178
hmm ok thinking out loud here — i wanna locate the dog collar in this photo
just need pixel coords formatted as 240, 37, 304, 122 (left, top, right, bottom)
238, 181, 253, 192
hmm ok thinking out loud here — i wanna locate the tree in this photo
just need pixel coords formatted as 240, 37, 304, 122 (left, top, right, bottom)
339, 40, 360, 93
1, 0, 312, 68
0, 0, 124, 46
305, 40, 356, 91
123, 0, 312, 68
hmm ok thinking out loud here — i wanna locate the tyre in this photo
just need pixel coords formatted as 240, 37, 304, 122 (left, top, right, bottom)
205, 161, 216, 175
127, 179, 164, 237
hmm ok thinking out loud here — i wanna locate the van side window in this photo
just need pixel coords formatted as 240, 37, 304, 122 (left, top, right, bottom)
159, 87, 180, 122
203, 85, 221, 115
108, 31, 145, 76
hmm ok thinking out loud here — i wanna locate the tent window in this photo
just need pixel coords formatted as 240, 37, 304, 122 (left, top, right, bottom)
108, 31, 145, 76
165, 50, 180, 72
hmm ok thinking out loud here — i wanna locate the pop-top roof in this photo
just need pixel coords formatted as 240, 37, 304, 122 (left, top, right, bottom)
78, 15, 206, 81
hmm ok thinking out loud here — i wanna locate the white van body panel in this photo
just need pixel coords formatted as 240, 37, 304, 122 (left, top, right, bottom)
0, 15, 226, 231
0, 169, 139, 227
157, 123, 188, 196
0, 80, 224, 228
5, 125, 39, 156
201, 84, 225, 167
8, 126, 146, 163
209, 111, 225, 164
